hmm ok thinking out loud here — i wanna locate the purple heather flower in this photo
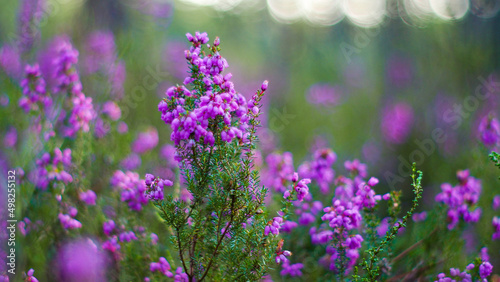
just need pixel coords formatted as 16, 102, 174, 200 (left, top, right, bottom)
298, 212, 315, 225
84, 30, 116, 74
280, 220, 298, 233
144, 173, 173, 201
412, 211, 427, 222
493, 195, 500, 210
150, 233, 159, 245
478, 115, 500, 147
103, 220, 115, 236
174, 267, 189, 281
110, 170, 149, 211
57, 239, 107, 282
132, 128, 159, 154
3, 127, 17, 148
306, 83, 342, 107
280, 261, 303, 277
479, 262, 493, 279
102, 236, 120, 253
298, 148, 336, 194
265, 216, 283, 236
262, 152, 295, 193
117, 121, 128, 134
158, 33, 264, 149
344, 159, 368, 178
150, 257, 173, 277
119, 231, 138, 242
17, 0, 45, 53
58, 213, 82, 229
0, 44, 22, 78
79, 190, 97, 205
102, 101, 121, 121
19, 64, 50, 113
493, 216, 500, 240
322, 200, 362, 232
120, 153, 141, 170
381, 102, 414, 144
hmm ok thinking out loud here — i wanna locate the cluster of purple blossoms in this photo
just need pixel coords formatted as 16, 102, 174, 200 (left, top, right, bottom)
478, 115, 500, 147
435, 170, 482, 230
265, 217, 283, 236
150, 257, 173, 278
283, 173, 312, 202
381, 102, 414, 144
322, 200, 362, 232
53, 39, 95, 137
298, 148, 336, 194
144, 174, 173, 201
436, 260, 493, 282
58, 207, 82, 229
110, 170, 148, 211
295, 201, 323, 226
32, 148, 72, 190
353, 177, 382, 209
119, 231, 138, 242
56, 239, 107, 282
79, 190, 97, 205
158, 32, 265, 147
102, 236, 120, 254
19, 64, 51, 113
344, 159, 368, 178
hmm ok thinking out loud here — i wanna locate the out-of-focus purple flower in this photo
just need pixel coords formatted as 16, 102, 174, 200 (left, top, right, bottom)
17, 0, 45, 53
344, 159, 368, 178
479, 261, 493, 279
109, 61, 126, 99
0, 45, 22, 78
3, 127, 17, 148
103, 220, 115, 236
160, 144, 178, 168
280, 261, 303, 277
84, 30, 116, 74
280, 220, 298, 233
493, 195, 500, 210
132, 128, 159, 154
381, 102, 414, 144
298, 148, 336, 194
478, 115, 500, 147
150, 233, 159, 245
79, 190, 97, 205
58, 213, 82, 229
261, 152, 294, 193
306, 83, 342, 107
412, 211, 427, 222
119, 231, 138, 242
386, 56, 413, 87
102, 236, 120, 254
150, 257, 173, 277
102, 101, 121, 121
110, 170, 149, 211
493, 216, 500, 240
174, 267, 189, 281
117, 121, 128, 134
57, 239, 107, 282
120, 153, 141, 170
298, 212, 315, 226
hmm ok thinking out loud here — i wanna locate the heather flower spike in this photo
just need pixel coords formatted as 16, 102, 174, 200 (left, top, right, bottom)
148, 32, 280, 281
